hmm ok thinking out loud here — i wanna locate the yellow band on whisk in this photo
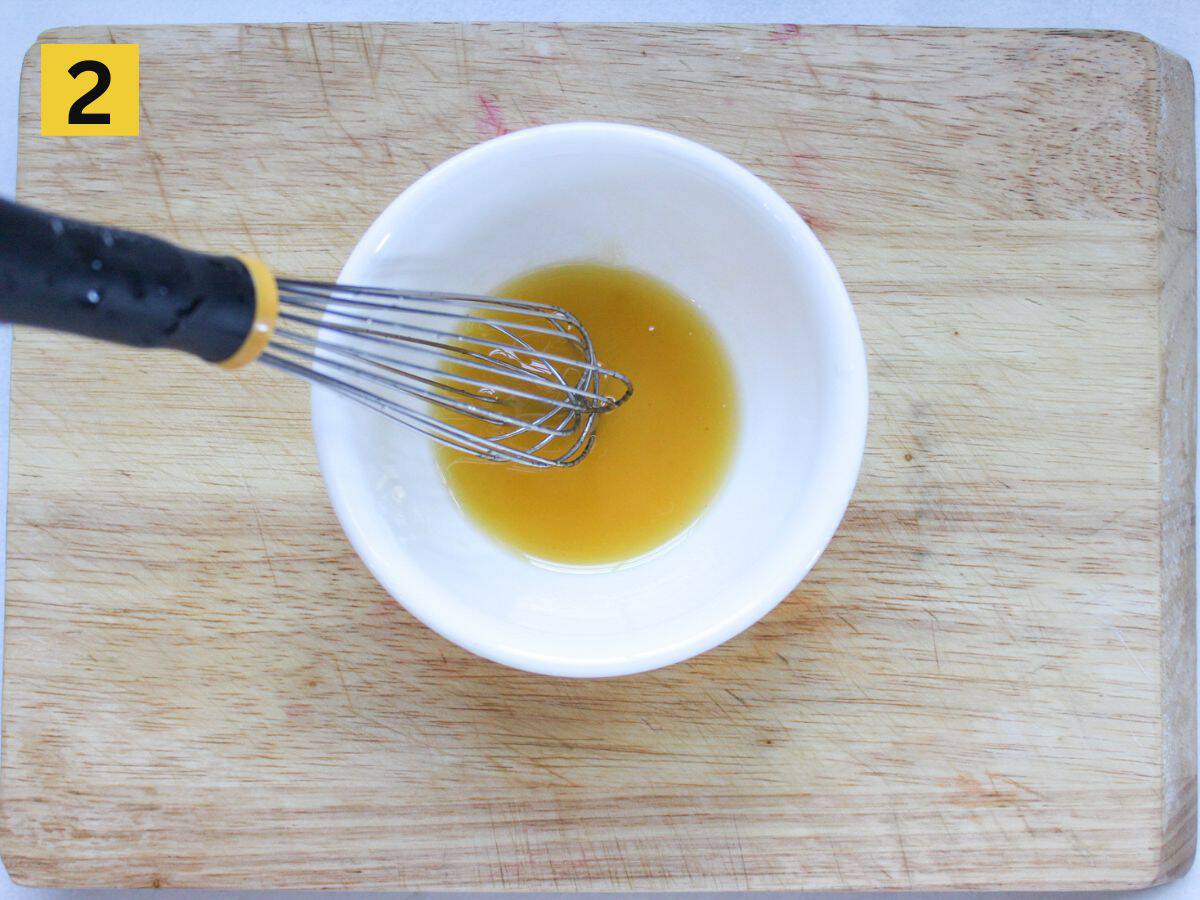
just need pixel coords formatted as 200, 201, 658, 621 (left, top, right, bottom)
219, 255, 280, 369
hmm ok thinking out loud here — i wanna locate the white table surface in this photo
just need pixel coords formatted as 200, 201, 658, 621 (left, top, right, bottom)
0, 1, 1195, 897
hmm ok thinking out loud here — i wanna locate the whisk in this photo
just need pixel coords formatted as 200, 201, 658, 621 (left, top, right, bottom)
0, 199, 632, 467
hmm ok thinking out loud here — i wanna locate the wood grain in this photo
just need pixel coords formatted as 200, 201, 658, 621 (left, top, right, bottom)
1, 23, 1194, 890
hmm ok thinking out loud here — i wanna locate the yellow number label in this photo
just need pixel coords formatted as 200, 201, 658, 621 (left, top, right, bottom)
41, 44, 139, 136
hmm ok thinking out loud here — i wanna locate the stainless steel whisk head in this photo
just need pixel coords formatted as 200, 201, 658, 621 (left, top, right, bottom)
262, 280, 634, 467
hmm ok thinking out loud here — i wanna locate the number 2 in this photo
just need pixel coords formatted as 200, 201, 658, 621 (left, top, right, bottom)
67, 60, 111, 125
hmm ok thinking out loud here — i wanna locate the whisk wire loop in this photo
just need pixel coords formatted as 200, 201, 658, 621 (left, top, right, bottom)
264, 279, 632, 467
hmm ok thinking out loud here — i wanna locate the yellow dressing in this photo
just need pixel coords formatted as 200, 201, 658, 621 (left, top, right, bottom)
435, 262, 738, 565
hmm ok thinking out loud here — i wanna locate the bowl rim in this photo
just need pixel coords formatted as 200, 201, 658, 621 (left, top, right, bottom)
311, 121, 869, 678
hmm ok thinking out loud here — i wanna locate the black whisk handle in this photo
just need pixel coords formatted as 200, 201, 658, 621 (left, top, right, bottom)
0, 197, 277, 365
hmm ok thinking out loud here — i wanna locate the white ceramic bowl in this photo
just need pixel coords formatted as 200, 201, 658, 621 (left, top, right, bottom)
313, 123, 867, 677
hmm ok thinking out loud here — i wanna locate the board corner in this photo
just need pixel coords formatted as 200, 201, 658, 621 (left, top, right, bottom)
1151, 790, 1197, 885
0, 819, 47, 888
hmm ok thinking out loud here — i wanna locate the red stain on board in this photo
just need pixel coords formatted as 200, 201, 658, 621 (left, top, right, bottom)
476, 92, 510, 137
770, 24, 802, 42
788, 151, 822, 180
949, 773, 1025, 808
787, 150, 816, 171
795, 206, 833, 236
284, 703, 314, 719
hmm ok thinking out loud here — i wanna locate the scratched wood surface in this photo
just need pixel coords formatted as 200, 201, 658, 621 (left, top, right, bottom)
0, 23, 1195, 890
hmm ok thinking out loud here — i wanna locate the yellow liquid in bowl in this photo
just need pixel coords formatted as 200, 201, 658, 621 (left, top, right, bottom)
435, 262, 738, 565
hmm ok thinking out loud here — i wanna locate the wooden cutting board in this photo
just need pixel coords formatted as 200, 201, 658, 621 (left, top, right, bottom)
1, 23, 1194, 891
